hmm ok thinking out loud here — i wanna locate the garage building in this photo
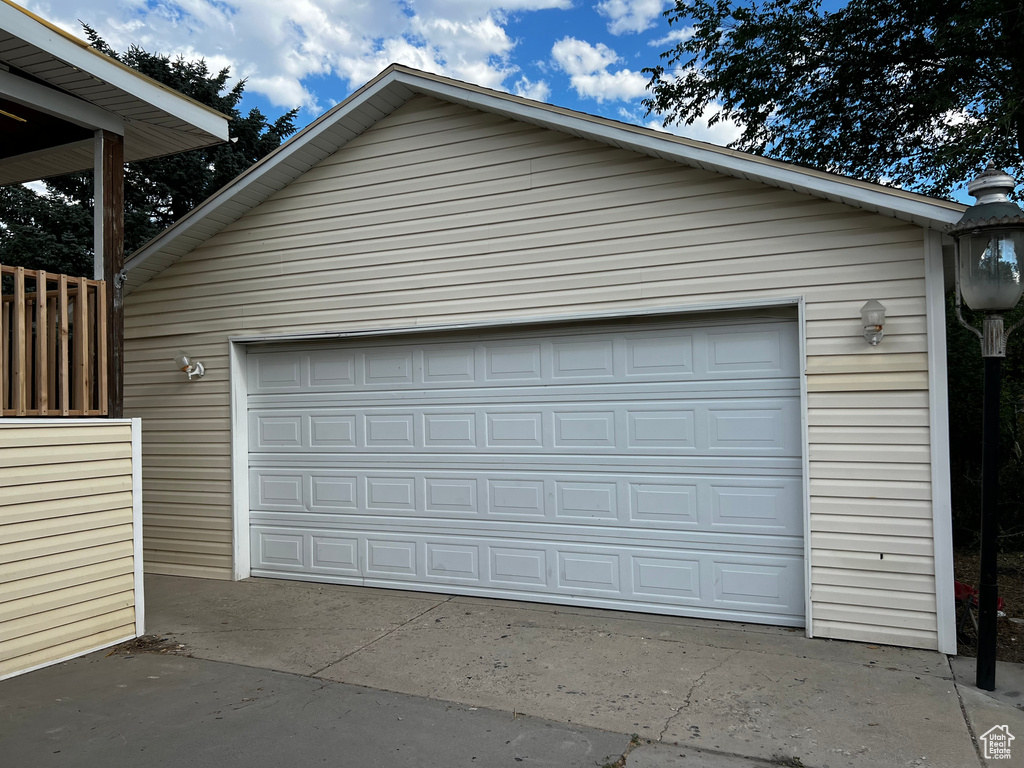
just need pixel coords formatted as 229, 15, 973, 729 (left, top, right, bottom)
122, 65, 963, 653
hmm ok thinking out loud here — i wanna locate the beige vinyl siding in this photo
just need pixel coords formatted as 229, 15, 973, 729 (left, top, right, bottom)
0, 422, 139, 679
125, 96, 940, 648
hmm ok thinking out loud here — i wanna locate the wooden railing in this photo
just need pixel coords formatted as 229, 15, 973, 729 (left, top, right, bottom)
1, 265, 108, 416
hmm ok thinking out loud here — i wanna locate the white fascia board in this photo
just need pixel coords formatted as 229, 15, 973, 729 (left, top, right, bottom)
0, 1, 227, 140
0, 68, 123, 134
396, 72, 965, 230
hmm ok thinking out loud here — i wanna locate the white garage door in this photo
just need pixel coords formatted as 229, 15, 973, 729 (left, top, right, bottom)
246, 315, 805, 625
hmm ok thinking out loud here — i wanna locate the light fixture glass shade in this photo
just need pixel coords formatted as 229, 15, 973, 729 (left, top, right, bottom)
173, 352, 205, 380
860, 299, 885, 327
958, 229, 1024, 311
860, 299, 885, 345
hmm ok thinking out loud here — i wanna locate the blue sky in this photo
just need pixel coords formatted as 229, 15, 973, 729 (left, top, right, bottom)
26, 0, 744, 146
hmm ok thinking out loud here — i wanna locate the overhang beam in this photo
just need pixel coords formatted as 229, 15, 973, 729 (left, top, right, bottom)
0, 67, 123, 134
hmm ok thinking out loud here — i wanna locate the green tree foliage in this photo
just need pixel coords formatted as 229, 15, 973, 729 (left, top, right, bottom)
0, 26, 298, 277
643, 0, 1024, 198
0, 184, 93, 276
646, 1, 1024, 550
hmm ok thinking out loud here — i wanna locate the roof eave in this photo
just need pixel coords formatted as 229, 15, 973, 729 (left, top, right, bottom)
124, 64, 966, 295
388, 67, 965, 230
0, 0, 230, 143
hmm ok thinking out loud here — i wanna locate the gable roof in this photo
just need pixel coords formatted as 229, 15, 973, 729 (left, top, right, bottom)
0, 0, 229, 185
123, 63, 965, 295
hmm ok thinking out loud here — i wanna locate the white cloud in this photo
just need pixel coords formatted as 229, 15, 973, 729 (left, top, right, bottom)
512, 75, 550, 101
596, 0, 666, 35
22, 180, 48, 196
24, 0, 573, 114
410, 14, 517, 88
247, 74, 319, 113
551, 37, 648, 103
648, 25, 694, 47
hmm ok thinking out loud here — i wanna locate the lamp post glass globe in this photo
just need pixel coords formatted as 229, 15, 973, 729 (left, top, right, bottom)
953, 164, 1024, 316
958, 228, 1024, 312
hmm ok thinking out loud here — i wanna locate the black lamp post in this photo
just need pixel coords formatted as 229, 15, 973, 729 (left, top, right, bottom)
947, 165, 1024, 692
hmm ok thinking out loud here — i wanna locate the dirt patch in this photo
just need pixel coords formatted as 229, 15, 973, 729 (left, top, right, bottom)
107, 635, 187, 656
953, 550, 1024, 663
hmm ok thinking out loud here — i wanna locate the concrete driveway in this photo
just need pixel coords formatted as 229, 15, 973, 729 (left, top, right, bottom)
4, 575, 1021, 767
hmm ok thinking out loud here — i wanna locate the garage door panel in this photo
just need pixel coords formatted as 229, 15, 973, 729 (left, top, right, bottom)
309, 351, 355, 388
425, 477, 478, 512
364, 350, 415, 385
426, 542, 480, 580
310, 474, 358, 509
312, 535, 359, 574
250, 413, 303, 449
247, 316, 804, 625
247, 379, 799, 407
247, 515, 804, 556
705, 401, 801, 456
251, 454, 801, 472
488, 478, 545, 517
310, 416, 356, 448
624, 331, 693, 377
712, 559, 800, 612
249, 525, 805, 623
255, 472, 305, 512
252, 355, 303, 391
706, 328, 791, 375
246, 322, 799, 396
248, 399, 800, 456
250, 467, 802, 537
364, 414, 416, 447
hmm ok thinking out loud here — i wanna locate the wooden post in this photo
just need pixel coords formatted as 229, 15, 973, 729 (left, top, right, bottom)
97, 130, 124, 418
97, 281, 108, 415
0, 290, 6, 413
59, 274, 69, 416
13, 266, 26, 415
36, 270, 48, 415
47, 294, 57, 408
73, 278, 87, 412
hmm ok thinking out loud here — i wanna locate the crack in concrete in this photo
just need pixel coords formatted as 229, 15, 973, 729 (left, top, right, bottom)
308, 596, 454, 677
658, 650, 741, 743
657, 707, 685, 745
601, 734, 643, 768
948, 657, 987, 767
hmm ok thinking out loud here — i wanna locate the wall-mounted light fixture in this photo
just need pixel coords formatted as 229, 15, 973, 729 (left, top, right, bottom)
174, 352, 205, 381
860, 300, 886, 345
